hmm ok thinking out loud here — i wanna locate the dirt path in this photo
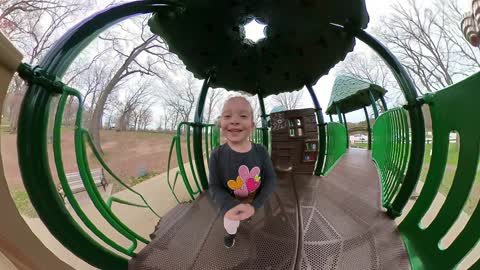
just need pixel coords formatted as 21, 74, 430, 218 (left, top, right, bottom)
2, 129, 183, 191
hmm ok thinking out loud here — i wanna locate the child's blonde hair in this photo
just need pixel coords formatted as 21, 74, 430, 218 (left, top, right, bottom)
221, 96, 254, 121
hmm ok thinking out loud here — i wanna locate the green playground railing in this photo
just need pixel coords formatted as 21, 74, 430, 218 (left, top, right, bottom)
372, 108, 410, 209
166, 122, 220, 202
322, 122, 347, 175
18, 63, 162, 262
251, 127, 264, 145
16, 2, 177, 268
52, 78, 161, 256
398, 72, 480, 270
205, 124, 220, 166
255, 127, 272, 154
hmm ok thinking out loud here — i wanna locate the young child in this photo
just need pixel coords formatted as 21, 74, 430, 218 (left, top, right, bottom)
208, 96, 277, 248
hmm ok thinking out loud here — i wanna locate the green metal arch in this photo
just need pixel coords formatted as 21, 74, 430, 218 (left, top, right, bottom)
17, 1, 175, 269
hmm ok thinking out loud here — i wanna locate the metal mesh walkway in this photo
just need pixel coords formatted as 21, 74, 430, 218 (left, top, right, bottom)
129, 148, 409, 270
296, 148, 410, 270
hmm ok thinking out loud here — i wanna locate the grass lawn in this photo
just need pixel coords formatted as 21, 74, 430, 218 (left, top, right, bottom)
419, 143, 479, 215
11, 190, 38, 218
351, 142, 368, 149
422, 143, 460, 166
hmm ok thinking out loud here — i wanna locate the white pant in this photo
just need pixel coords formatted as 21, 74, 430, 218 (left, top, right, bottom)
223, 217, 240, 235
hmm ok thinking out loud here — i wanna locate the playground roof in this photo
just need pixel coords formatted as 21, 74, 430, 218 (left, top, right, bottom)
270, 106, 287, 114
326, 75, 386, 114
149, 0, 369, 97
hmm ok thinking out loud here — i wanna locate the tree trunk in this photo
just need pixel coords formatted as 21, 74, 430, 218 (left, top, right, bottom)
134, 115, 140, 131
88, 36, 156, 153
116, 112, 127, 132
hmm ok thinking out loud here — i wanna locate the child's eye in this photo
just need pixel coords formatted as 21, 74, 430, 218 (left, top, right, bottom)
241, 115, 247, 118
223, 115, 231, 118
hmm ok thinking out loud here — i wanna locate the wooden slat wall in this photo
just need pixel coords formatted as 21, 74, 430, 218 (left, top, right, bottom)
270, 108, 318, 174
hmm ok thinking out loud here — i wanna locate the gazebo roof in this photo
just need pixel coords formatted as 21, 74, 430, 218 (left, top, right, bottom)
326, 75, 386, 115
270, 106, 287, 114
149, 0, 369, 97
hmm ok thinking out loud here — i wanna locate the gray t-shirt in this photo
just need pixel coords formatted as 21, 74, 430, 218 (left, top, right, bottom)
208, 143, 277, 214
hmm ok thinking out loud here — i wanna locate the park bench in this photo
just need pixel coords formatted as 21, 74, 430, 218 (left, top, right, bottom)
58, 168, 108, 199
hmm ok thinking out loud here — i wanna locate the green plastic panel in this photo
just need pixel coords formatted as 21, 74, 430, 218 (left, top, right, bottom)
399, 72, 480, 269
372, 108, 410, 209
322, 122, 347, 176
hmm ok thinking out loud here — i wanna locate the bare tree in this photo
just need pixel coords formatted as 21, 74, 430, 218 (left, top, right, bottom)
159, 106, 172, 131
59, 50, 111, 126
270, 91, 303, 110
336, 52, 404, 108
1, 0, 90, 64
103, 101, 119, 129
1, 0, 90, 132
337, 53, 394, 89
170, 110, 181, 131
114, 81, 154, 131
161, 74, 199, 128
0, 1, 71, 21
205, 88, 225, 124
376, 0, 478, 94
130, 102, 154, 131
88, 16, 176, 152
136, 105, 153, 131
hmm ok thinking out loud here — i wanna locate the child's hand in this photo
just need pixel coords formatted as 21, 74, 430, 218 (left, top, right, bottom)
225, 204, 255, 220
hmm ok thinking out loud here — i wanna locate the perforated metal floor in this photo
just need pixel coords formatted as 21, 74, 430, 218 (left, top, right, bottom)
129, 149, 409, 270
296, 149, 410, 270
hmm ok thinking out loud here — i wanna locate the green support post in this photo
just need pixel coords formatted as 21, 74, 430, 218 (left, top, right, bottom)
336, 105, 343, 124
329, 114, 333, 122
193, 76, 213, 191
380, 95, 388, 112
257, 93, 269, 149
343, 113, 349, 148
340, 25, 425, 218
306, 83, 326, 176
363, 106, 372, 150
368, 89, 379, 119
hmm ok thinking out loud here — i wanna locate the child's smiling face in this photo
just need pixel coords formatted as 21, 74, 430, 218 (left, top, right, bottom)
221, 97, 255, 145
